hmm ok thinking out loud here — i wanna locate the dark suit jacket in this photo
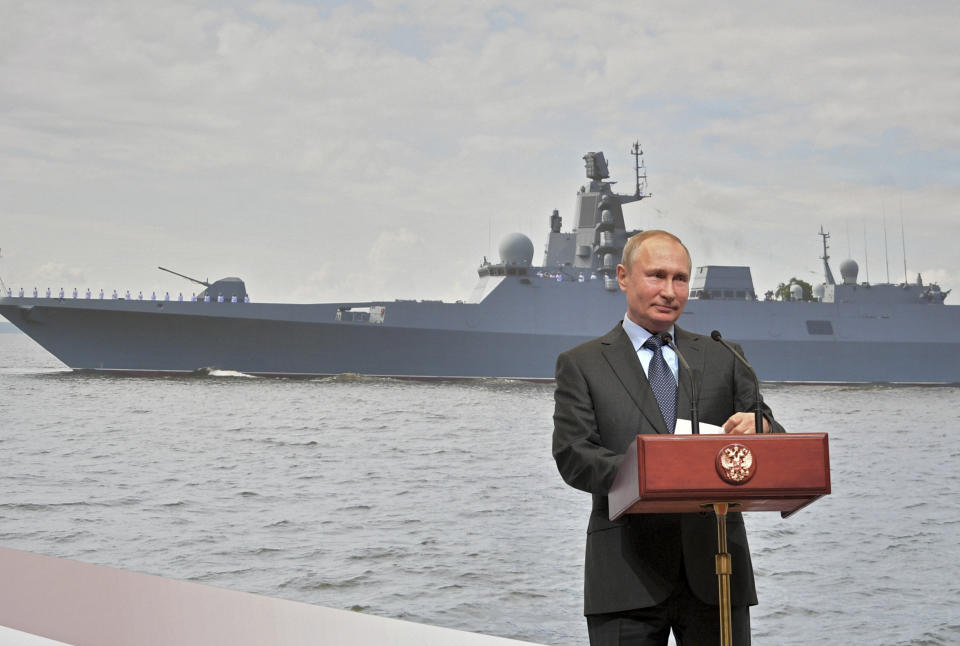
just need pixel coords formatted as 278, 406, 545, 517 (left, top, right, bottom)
552, 323, 785, 616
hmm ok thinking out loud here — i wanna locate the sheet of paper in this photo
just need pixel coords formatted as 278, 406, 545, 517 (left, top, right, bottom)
674, 418, 726, 435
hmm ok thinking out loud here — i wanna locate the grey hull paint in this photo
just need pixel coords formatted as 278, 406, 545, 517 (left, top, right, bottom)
3, 280, 959, 382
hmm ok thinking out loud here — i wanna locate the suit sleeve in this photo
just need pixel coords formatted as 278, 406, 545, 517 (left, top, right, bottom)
732, 342, 786, 434
552, 350, 622, 495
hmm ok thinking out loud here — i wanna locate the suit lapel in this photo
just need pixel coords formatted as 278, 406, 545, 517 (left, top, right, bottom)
600, 324, 669, 435
675, 326, 704, 423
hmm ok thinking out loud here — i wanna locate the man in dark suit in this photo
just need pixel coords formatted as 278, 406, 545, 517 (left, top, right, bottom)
553, 230, 784, 645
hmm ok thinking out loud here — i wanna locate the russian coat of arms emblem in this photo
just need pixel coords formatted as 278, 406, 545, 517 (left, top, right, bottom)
716, 443, 756, 484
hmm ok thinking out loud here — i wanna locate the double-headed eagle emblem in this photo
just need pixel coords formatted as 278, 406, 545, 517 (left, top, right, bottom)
716, 444, 756, 484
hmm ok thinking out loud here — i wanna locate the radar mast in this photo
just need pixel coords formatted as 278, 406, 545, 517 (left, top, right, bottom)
819, 226, 836, 286
630, 142, 651, 199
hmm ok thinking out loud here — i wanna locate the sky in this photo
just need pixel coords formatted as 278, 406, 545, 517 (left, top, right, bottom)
2, 0, 959, 304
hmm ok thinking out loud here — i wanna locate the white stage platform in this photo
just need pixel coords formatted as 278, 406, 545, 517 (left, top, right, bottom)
0, 547, 544, 646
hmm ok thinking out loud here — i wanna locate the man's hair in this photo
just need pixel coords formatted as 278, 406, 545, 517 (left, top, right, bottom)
621, 230, 691, 272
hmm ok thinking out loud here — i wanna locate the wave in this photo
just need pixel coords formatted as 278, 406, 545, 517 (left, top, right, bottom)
194, 367, 256, 378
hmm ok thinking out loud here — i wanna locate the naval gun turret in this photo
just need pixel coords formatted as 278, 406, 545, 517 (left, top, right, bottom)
158, 267, 248, 302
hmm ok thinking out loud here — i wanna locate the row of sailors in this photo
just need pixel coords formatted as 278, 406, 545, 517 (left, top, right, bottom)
5, 287, 251, 303
535, 271, 599, 283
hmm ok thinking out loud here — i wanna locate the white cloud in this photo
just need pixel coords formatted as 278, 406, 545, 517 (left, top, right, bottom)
36, 262, 85, 286
1, 0, 958, 305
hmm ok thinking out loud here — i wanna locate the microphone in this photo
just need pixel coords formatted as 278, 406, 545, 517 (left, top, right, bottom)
662, 333, 699, 435
710, 330, 765, 434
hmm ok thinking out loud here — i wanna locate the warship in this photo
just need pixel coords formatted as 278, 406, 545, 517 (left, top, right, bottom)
1, 144, 958, 383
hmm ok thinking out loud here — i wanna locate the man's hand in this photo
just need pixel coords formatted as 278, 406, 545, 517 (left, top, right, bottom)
722, 412, 769, 435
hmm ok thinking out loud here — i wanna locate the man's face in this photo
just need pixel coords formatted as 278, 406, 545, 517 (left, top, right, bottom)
616, 236, 690, 333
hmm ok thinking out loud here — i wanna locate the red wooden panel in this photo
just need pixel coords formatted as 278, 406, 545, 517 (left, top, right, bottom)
609, 433, 830, 520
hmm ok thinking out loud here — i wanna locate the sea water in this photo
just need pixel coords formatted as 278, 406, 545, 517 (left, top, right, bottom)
1, 332, 958, 645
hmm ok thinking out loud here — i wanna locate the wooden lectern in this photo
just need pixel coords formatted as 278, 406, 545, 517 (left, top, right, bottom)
608, 433, 830, 646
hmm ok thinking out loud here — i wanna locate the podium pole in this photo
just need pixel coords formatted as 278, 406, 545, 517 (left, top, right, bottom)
709, 502, 735, 646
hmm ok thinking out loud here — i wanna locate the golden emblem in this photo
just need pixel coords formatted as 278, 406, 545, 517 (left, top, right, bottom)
716, 443, 756, 484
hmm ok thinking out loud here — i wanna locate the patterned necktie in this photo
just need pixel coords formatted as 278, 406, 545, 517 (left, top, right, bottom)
643, 334, 677, 433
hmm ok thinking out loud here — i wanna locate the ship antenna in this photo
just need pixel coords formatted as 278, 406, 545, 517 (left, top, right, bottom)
863, 220, 870, 283
899, 200, 908, 284
818, 226, 835, 285
0, 247, 7, 294
882, 208, 890, 284
631, 141, 649, 199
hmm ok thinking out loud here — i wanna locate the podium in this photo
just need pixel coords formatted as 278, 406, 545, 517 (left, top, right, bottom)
608, 433, 830, 646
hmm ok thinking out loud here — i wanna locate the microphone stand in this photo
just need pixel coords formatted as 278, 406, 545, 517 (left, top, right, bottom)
662, 333, 698, 435
710, 330, 764, 434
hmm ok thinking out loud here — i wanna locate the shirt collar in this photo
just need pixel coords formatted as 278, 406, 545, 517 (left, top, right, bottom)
622, 314, 676, 353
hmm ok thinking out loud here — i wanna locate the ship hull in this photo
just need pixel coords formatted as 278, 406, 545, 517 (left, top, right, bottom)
3, 275, 959, 383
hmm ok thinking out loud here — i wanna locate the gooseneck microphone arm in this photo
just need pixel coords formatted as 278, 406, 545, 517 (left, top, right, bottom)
662, 333, 699, 435
710, 330, 764, 434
